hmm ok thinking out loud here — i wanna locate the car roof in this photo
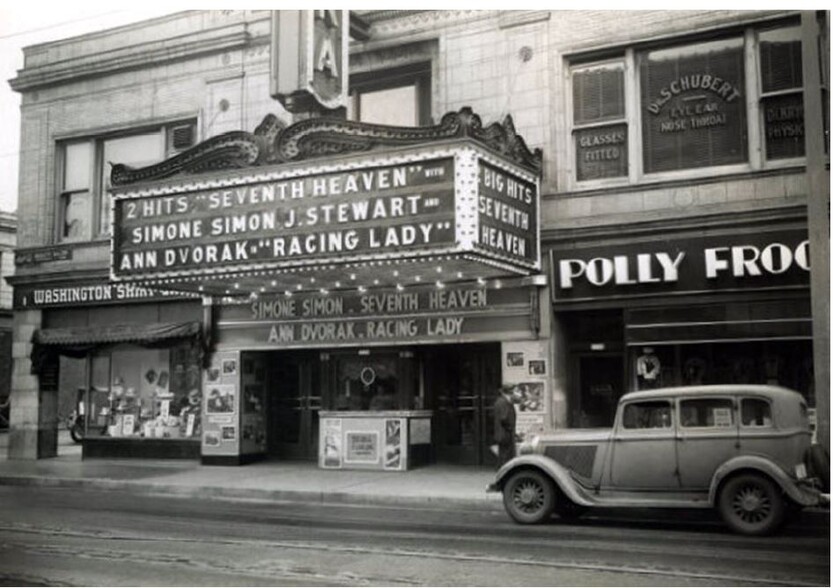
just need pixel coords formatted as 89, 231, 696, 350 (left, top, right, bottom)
620, 385, 805, 403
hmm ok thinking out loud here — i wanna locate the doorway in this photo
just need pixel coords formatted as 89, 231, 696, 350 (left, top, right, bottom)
263, 351, 321, 460
575, 354, 624, 427
422, 344, 501, 465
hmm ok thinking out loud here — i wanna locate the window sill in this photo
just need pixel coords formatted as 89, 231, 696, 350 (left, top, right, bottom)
555, 163, 806, 199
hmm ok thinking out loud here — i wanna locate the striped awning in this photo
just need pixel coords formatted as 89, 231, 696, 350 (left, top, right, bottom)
33, 321, 201, 346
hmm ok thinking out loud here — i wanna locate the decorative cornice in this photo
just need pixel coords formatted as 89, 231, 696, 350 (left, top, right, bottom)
10, 26, 250, 93
111, 107, 543, 187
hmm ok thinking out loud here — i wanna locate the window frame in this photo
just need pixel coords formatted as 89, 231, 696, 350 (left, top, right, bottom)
566, 19, 806, 191
349, 62, 432, 127
55, 119, 197, 244
678, 396, 737, 429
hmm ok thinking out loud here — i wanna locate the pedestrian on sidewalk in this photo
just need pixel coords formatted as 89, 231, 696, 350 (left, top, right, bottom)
493, 385, 517, 469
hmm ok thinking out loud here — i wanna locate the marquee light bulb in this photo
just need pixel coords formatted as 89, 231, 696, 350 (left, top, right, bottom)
349, 273, 356, 280
396, 284, 404, 291
436, 280, 445, 289
358, 286, 366, 293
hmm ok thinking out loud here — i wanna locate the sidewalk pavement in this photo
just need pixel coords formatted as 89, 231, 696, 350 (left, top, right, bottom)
0, 431, 502, 511
0, 431, 828, 526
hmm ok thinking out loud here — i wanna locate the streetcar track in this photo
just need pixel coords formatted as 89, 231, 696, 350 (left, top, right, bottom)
0, 523, 826, 586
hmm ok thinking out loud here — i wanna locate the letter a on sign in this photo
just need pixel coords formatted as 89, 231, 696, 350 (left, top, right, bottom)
270, 10, 349, 112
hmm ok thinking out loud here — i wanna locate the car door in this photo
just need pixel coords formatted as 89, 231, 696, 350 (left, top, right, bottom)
608, 399, 679, 490
675, 396, 739, 490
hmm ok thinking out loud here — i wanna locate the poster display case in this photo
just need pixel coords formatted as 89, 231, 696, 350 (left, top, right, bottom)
318, 410, 433, 471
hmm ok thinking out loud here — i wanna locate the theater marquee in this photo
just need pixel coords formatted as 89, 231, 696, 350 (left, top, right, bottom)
111, 140, 539, 296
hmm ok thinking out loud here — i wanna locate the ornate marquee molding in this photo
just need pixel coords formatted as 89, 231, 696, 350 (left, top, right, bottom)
110, 107, 542, 187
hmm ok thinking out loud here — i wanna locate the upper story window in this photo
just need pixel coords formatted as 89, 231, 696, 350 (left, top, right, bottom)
349, 62, 432, 127
568, 21, 805, 188
58, 121, 195, 242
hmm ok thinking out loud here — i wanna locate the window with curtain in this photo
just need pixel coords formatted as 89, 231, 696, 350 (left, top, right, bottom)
572, 62, 628, 181
57, 120, 196, 242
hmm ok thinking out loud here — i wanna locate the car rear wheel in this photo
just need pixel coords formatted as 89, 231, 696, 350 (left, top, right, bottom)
718, 473, 784, 536
502, 470, 554, 524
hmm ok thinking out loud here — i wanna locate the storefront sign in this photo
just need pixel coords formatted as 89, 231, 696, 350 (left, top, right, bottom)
13, 281, 195, 309
217, 284, 536, 348
15, 245, 73, 266
551, 229, 810, 302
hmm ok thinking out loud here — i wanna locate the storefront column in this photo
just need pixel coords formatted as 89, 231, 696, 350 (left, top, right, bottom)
549, 306, 568, 429
802, 11, 830, 452
8, 309, 57, 459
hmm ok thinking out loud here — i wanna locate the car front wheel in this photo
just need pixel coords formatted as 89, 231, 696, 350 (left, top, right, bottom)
502, 470, 554, 524
718, 473, 784, 536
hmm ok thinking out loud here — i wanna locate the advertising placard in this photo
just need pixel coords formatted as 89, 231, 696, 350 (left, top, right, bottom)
345, 431, 379, 464
321, 418, 343, 468
201, 351, 241, 457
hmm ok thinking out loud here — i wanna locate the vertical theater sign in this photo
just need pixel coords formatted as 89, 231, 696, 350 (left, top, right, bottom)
270, 9, 349, 112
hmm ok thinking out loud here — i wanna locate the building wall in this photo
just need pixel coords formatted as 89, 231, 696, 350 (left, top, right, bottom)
8, 9, 817, 454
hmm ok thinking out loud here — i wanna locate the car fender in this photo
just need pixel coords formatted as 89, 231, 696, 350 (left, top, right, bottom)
709, 455, 821, 507
489, 455, 593, 507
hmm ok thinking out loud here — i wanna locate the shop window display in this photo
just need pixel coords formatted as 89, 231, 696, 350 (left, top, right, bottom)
82, 342, 202, 440
631, 340, 814, 405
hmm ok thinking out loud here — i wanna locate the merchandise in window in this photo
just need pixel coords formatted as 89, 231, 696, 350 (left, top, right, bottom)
569, 21, 805, 185
57, 121, 196, 242
81, 342, 202, 440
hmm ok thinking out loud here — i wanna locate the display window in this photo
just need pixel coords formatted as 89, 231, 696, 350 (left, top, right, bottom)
79, 341, 202, 440
630, 340, 814, 405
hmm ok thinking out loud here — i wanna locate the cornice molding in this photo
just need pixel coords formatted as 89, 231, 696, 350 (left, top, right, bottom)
10, 25, 251, 93
111, 107, 543, 186
364, 10, 498, 40
541, 204, 808, 246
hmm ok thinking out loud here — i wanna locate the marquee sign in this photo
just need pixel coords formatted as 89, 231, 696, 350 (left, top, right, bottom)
216, 283, 536, 348
110, 141, 539, 295
551, 228, 810, 303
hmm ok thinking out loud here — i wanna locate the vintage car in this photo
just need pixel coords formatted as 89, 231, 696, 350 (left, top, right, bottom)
489, 385, 827, 535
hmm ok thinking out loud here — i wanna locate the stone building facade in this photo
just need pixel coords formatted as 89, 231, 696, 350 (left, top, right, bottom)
7, 10, 827, 461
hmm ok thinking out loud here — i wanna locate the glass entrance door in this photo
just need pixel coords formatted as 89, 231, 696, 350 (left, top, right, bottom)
267, 352, 320, 460
424, 344, 501, 465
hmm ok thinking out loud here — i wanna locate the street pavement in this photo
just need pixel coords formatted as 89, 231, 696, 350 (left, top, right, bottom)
0, 429, 828, 525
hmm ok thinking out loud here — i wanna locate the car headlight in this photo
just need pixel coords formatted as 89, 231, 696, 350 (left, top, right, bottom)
795, 463, 807, 480
518, 435, 539, 455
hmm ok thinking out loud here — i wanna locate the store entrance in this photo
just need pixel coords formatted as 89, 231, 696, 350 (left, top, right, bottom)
422, 343, 501, 465
259, 351, 321, 460
576, 354, 624, 427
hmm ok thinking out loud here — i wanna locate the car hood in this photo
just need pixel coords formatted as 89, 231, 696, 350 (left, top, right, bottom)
533, 428, 612, 445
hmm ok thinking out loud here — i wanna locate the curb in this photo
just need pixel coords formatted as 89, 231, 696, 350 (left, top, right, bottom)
0, 474, 504, 512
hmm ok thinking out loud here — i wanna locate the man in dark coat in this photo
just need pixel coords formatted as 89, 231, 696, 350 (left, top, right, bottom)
493, 385, 517, 468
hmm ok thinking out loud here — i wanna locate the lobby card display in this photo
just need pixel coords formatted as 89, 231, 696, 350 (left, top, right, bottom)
502, 341, 548, 441
319, 415, 408, 471
202, 350, 240, 457
240, 354, 267, 456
